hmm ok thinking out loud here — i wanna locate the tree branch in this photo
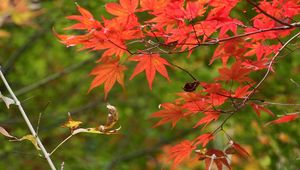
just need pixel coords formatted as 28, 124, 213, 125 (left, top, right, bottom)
0, 66, 57, 170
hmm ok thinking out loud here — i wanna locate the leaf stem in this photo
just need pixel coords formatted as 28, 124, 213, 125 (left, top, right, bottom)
50, 134, 74, 156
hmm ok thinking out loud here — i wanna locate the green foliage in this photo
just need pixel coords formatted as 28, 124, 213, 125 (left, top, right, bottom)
0, 0, 300, 170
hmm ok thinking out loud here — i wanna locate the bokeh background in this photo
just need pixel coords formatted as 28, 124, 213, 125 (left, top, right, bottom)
0, 0, 300, 170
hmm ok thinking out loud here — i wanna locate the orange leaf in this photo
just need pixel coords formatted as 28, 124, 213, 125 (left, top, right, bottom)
204, 149, 231, 170
65, 4, 101, 30
105, 0, 138, 17
225, 141, 250, 158
89, 61, 127, 98
194, 111, 220, 128
250, 102, 274, 117
168, 140, 196, 169
194, 133, 214, 147
265, 113, 299, 126
150, 103, 184, 127
217, 62, 251, 83
130, 53, 171, 89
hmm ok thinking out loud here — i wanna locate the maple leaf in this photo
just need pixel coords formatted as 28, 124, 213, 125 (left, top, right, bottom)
209, 93, 228, 106
225, 141, 250, 158
217, 62, 252, 83
65, 4, 102, 30
232, 142, 249, 158
150, 103, 185, 127
250, 102, 274, 117
140, 0, 168, 11
265, 113, 299, 126
89, 61, 127, 98
105, 0, 138, 17
233, 85, 252, 98
242, 58, 270, 71
129, 53, 171, 89
193, 133, 214, 147
194, 111, 220, 128
210, 39, 247, 66
182, 100, 209, 114
168, 140, 196, 169
203, 149, 231, 170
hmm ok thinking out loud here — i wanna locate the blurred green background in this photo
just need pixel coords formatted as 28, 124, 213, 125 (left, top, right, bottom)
0, 0, 300, 170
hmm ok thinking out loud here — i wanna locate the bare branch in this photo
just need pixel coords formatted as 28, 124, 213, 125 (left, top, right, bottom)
0, 67, 57, 170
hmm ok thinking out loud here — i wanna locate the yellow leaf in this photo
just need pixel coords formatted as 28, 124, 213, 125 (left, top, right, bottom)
11, 134, 41, 151
62, 112, 82, 131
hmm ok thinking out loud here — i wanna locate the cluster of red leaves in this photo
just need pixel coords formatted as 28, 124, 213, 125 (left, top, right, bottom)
57, 0, 300, 169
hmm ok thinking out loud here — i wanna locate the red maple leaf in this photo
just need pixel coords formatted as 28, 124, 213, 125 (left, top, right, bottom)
150, 103, 185, 127
217, 62, 252, 83
182, 100, 209, 114
232, 142, 249, 158
168, 140, 196, 169
194, 111, 220, 128
130, 53, 171, 89
194, 133, 214, 147
250, 102, 274, 117
233, 85, 252, 98
64, 4, 102, 30
203, 149, 231, 170
225, 141, 250, 158
105, 0, 138, 17
89, 61, 127, 98
265, 113, 299, 126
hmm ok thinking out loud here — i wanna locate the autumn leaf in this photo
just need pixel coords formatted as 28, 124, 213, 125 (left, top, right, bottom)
105, 0, 138, 17
140, 0, 168, 11
0, 126, 17, 139
10, 135, 41, 151
65, 4, 102, 30
265, 113, 299, 126
233, 85, 252, 98
0, 91, 15, 109
105, 104, 119, 129
150, 103, 185, 127
250, 102, 274, 117
203, 149, 231, 170
98, 104, 120, 133
194, 111, 220, 128
168, 140, 196, 169
225, 141, 250, 158
183, 81, 200, 92
130, 53, 171, 89
217, 62, 252, 83
89, 61, 127, 98
62, 112, 82, 132
193, 133, 214, 147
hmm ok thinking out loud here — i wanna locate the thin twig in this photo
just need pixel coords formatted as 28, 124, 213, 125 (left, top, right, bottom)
49, 134, 74, 156
169, 62, 198, 81
246, 0, 292, 27
212, 31, 300, 135
36, 102, 50, 135
244, 31, 300, 103
0, 67, 56, 170
262, 101, 300, 106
